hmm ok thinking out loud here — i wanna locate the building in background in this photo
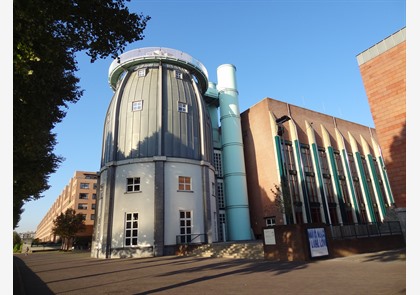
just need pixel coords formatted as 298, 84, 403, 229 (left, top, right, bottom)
34, 171, 98, 248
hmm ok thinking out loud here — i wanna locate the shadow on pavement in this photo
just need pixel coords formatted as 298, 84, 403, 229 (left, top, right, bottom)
14, 255, 54, 295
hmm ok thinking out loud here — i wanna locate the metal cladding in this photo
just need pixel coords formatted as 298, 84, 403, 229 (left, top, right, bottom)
217, 64, 252, 241
102, 48, 213, 164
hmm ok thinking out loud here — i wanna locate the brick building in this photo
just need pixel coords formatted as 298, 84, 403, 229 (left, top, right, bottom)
356, 27, 406, 209
35, 171, 98, 247
241, 98, 394, 239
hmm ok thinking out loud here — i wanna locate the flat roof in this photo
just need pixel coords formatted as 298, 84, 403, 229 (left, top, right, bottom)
356, 27, 406, 65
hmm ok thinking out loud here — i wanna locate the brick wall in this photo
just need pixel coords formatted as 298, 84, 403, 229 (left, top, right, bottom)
358, 41, 406, 208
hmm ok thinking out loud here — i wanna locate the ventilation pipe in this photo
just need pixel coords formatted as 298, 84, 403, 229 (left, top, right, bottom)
217, 64, 252, 241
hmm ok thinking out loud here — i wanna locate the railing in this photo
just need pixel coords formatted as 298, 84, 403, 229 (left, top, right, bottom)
330, 221, 402, 240
176, 234, 208, 245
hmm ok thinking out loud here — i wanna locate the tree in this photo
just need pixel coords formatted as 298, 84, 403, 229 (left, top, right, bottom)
52, 209, 86, 250
271, 182, 294, 225
13, 0, 151, 229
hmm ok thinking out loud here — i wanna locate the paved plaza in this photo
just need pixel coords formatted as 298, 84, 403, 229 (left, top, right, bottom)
14, 248, 407, 295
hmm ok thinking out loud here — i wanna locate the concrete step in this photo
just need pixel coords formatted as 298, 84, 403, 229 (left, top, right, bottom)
182, 241, 264, 260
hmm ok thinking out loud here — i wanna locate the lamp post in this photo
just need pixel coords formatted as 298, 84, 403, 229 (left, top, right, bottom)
275, 115, 293, 224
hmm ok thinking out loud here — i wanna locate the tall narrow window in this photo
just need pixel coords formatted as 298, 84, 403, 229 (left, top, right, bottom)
125, 213, 139, 246
213, 151, 223, 176
179, 210, 192, 243
178, 176, 191, 191
217, 181, 225, 209
127, 177, 141, 192
178, 102, 188, 113
132, 100, 143, 111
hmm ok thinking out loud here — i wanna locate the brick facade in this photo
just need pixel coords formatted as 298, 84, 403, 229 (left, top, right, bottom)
357, 28, 406, 208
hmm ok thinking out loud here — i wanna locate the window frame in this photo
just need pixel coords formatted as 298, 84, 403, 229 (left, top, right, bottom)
178, 101, 188, 113
124, 212, 139, 247
132, 100, 143, 112
126, 177, 141, 193
178, 176, 192, 192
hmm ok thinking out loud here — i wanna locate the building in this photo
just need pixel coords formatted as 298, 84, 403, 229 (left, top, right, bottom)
91, 48, 251, 259
356, 27, 406, 210
35, 171, 98, 247
91, 47, 395, 259
241, 98, 394, 239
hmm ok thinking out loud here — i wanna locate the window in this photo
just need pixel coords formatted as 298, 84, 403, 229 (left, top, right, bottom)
213, 151, 223, 176
138, 68, 146, 77
178, 102, 188, 113
92, 193, 97, 200
132, 100, 143, 111
178, 176, 191, 191
81, 214, 87, 220
265, 217, 276, 227
179, 210, 192, 243
175, 70, 183, 79
79, 193, 88, 200
127, 177, 141, 192
78, 203, 88, 210
219, 213, 226, 241
90, 214, 95, 221
217, 181, 225, 209
80, 183, 89, 189
93, 183, 98, 190
91, 204, 96, 210
125, 213, 139, 246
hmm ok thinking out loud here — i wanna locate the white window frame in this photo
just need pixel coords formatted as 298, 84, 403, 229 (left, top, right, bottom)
175, 70, 183, 79
138, 68, 147, 77
125, 212, 139, 247
127, 177, 141, 192
178, 101, 188, 113
265, 217, 276, 227
179, 210, 192, 243
132, 100, 143, 111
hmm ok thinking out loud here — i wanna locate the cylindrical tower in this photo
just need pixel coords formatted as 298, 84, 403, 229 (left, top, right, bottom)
217, 64, 252, 241
92, 47, 217, 259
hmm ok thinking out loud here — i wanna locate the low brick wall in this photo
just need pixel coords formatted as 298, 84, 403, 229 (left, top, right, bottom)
263, 223, 405, 262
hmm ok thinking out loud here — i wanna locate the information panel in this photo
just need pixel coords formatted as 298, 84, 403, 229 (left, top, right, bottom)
307, 227, 329, 258
263, 228, 276, 245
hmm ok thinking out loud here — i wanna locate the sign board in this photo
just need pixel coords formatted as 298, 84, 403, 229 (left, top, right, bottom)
307, 227, 329, 258
263, 228, 276, 245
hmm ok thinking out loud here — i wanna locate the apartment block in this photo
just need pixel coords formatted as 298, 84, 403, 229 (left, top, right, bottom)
35, 171, 99, 248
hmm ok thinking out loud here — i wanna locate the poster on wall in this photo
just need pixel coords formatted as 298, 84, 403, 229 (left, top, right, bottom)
307, 227, 329, 258
263, 228, 276, 245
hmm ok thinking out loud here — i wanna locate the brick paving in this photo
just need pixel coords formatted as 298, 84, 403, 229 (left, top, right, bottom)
14, 248, 407, 295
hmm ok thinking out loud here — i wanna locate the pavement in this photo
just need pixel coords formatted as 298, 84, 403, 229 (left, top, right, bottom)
13, 248, 407, 295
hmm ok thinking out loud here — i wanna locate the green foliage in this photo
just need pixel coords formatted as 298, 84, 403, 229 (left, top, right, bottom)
13, 231, 23, 252
13, 231, 22, 246
14, 244, 23, 253
271, 182, 294, 224
13, 0, 151, 229
52, 209, 86, 250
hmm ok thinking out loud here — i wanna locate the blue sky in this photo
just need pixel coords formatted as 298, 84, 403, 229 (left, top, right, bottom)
15, 0, 407, 233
